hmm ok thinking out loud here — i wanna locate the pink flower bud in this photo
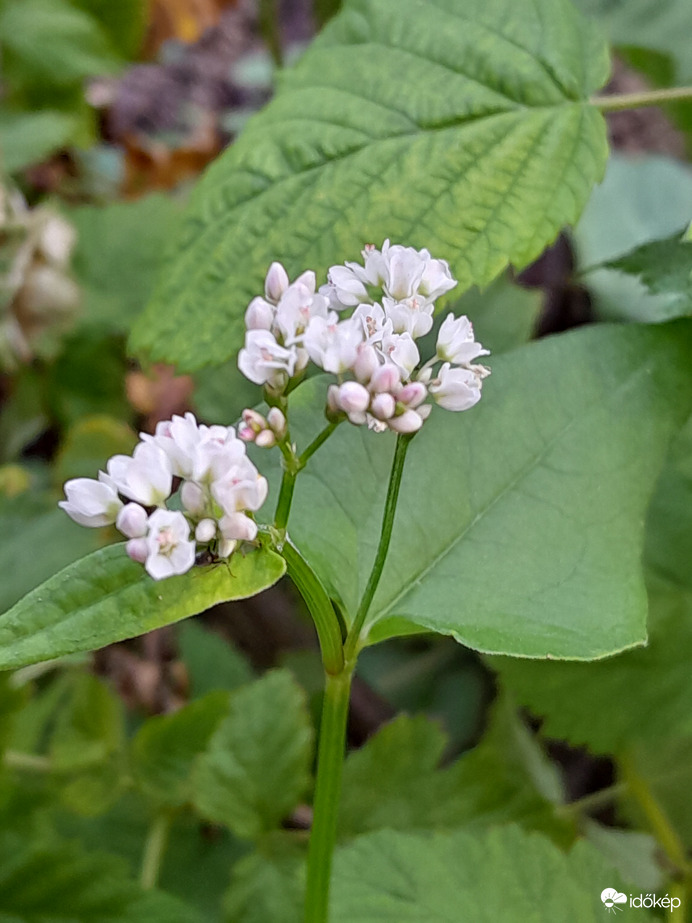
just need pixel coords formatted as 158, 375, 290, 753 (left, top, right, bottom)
337, 381, 370, 414
388, 409, 424, 434
195, 518, 217, 543
255, 429, 277, 448
116, 502, 148, 538
245, 297, 275, 331
267, 407, 286, 439
238, 424, 256, 442
126, 538, 148, 563
264, 262, 289, 303
370, 393, 396, 420
398, 381, 427, 408
369, 364, 400, 393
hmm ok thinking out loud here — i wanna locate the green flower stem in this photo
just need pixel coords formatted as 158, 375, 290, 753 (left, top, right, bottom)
140, 811, 173, 890
298, 421, 340, 467
274, 467, 297, 533
282, 540, 344, 675
344, 433, 413, 662
274, 421, 340, 534
592, 86, 692, 112
305, 667, 353, 923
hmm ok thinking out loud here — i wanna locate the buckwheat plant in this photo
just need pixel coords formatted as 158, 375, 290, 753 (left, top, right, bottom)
57, 241, 489, 919
5, 0, 692, 918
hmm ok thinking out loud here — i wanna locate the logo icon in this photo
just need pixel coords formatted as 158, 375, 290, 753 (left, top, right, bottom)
601, 889, 628, 913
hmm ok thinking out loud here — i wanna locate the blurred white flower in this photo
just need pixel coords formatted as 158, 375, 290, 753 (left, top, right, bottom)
59, 476, 123, 528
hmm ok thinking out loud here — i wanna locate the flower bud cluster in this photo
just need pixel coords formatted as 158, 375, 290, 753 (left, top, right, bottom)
238, 407, 287, 448
238, 242, 490, 433
59, 413, 268, 580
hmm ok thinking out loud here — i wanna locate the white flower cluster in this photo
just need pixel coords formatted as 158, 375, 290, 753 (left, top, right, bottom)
237, 241, 490, 433
59, 413, 268, 580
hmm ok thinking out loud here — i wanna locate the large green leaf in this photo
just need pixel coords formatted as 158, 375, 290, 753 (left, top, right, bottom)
330, 825, 652, 921
192, 670, 314, 840
268, 321, 692, 658
0, 831, 202, 923
0, 544, 286, 670
489, 418, 692, 753
131, 0, 610, 370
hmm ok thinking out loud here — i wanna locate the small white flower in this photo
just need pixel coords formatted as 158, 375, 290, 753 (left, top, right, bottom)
116, 502, 148, 538
417, 252, 457, 301
383, 245, 426, 301
273, 281, 324, 345
59, 476, 123, 527
383, 295, 434, 339
107, 442, 172, 507
219, 511, 258, 542
264, 261, 290, 304
380, 332, 419, 377
429, 362, 488, 411
303, 314, 363, 374
436, 314, 489, 365
212, 460, 268, 515
238, 329, 297, 387
320, 264, 370, 309
145, 509, 196, 580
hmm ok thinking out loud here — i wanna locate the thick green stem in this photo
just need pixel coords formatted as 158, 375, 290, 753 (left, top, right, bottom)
274, 468, 297, 533
344, 434, 412, 661
592, 86, 692, 112
283, 540, 344, 675
140, 811, 173, 890
305, 668, 353, 923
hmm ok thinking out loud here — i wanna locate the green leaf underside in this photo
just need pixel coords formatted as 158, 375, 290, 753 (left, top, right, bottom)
131, 0, 609, 371
267, 321, 692, 659
330, 826, 652, 922
0, 544, 286, 671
